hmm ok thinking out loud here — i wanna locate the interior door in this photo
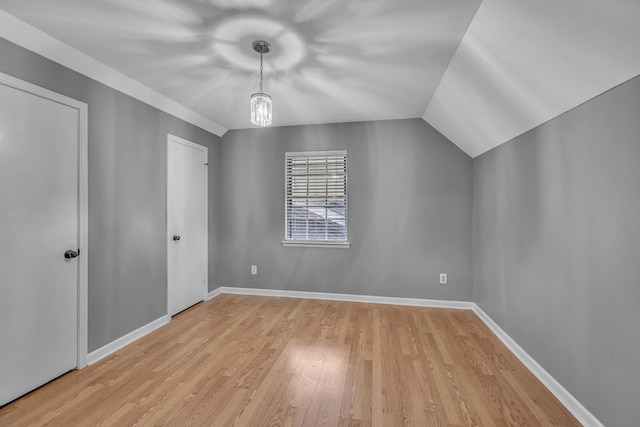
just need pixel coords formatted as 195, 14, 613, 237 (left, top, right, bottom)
0, 79, 81, 406
167, 134, 208, 316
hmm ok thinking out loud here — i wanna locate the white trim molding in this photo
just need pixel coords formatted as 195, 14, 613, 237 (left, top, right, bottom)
0, 10, 226, 137
207, 287, 224, 300
76, 82, 89, 369
472, 305, 604, 427
209, 286, 474, 310
87, 315, 170, 366
282, 240, 351, 248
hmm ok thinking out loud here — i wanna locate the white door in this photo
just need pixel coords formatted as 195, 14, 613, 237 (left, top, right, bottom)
167, 134, 208, 316
0, 75, 87, 406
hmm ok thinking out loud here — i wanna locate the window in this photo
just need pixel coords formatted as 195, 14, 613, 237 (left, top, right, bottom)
283, 150, 349, 248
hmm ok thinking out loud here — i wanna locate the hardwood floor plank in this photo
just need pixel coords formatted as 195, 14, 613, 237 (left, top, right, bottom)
0, 294, 581, 426
370, 307, 384, 426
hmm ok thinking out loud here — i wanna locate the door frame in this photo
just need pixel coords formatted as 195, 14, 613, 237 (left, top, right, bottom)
0, 71, 89, 369
166, 134, 208, 316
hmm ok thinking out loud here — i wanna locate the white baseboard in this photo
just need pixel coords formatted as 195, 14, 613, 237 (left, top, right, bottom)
87, 315, 170, 365
209, 286, 474, 310
209, 286, 602, 426
207, 287, 223, 300
83, 287, 601, 426
472, 305, 603, 427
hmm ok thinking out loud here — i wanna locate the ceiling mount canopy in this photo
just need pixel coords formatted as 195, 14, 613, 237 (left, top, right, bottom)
250, 40, 272, 127
252, 40, 270, 55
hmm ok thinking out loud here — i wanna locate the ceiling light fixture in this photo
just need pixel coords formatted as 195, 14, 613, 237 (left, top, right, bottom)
250, 40, 272, 127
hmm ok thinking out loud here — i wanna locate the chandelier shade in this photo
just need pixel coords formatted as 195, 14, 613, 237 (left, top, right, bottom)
250, 41, 272, 127
250, 92, 272, 127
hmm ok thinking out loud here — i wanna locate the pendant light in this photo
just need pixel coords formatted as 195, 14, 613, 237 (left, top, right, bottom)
250, 40, 272, 127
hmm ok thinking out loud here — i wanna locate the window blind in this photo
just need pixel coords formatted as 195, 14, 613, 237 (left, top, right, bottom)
285, 150, 347, 242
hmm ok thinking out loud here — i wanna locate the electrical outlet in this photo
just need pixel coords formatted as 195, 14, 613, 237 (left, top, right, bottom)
439, 273, 447, 284
251, 265, 257, 275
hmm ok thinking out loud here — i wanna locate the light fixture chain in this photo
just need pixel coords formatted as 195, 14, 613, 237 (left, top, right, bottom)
259, 48, 264, 93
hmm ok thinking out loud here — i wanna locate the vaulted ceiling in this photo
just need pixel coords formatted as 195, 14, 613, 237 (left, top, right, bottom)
0, 0, 639, 157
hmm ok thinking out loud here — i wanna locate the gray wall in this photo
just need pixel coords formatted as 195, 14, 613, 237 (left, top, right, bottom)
9, 27, 633, 424
473, 75, 640, 426
0, 38, 221, 352
220, 119, 473, 301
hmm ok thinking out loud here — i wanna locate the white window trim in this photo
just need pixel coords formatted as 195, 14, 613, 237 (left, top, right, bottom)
283, 149, 349, 248
281, 240, 351, 248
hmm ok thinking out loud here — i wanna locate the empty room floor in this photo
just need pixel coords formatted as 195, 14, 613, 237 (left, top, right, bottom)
0, 294, 579, 426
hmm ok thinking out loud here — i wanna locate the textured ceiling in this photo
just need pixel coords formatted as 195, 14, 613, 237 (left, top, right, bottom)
0, 0, 639, 157
0, 0, 481, 129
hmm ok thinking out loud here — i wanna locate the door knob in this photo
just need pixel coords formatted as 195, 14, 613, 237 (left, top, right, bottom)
172, 235, 181, 241
64, 249, 79, 259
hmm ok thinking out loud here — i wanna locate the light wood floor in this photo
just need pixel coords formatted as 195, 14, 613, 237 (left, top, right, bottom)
0, 294, 580, 426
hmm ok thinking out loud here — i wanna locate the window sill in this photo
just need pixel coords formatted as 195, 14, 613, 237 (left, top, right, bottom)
281, 240, 351, 249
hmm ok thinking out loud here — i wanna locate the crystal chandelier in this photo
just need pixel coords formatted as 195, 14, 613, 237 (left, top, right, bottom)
250, 40, 272, 127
